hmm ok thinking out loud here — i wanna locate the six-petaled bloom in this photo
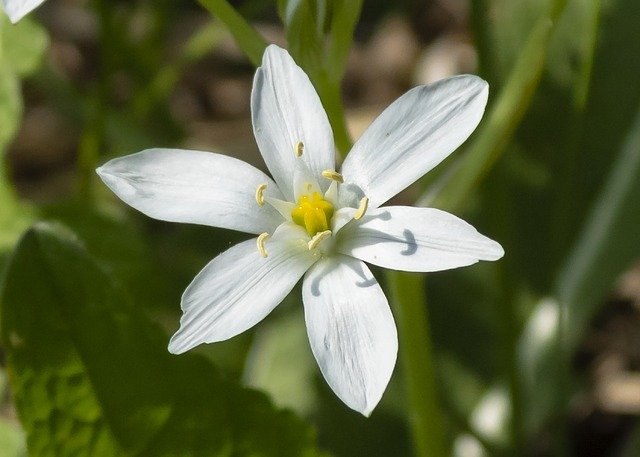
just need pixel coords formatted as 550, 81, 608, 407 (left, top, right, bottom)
1, 0, 47, 23
97, 45, 504, 416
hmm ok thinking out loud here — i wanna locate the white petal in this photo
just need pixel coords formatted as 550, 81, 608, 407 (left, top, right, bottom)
330, 207, 356, 235
169, 224, 318, 354
341, 75, 488, 208
2, 0, 45, 23
293, 159, 322, 201
324, 181, 338, 206
265, 196, 295, 221
97, 148, 284, 235
251, 45, 335, 200
302, 255, 397, 416
337, 206, 504, 272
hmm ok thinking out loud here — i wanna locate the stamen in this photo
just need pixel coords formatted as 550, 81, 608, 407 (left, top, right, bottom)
255, 183, 267, 207
308, 230, 332, 250
353, 197, 369, 220
321, 169, 344, 183
295, 141, 304, 158
257, 232, 270, 258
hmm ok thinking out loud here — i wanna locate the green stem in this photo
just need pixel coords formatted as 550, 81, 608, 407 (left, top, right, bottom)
317, 75, 352, 156
573, 0, 602, 113
197, 0, 267, 67
423, 0, 571, 213
497, 264, 523, 451
198, 0, 353, 157
387, 271, 446, 457
429, 17, 553, 212
485, 175, 523, 453
325, 0, 363, 83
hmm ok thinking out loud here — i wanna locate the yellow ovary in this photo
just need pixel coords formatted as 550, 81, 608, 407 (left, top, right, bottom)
291, 192, 334, 236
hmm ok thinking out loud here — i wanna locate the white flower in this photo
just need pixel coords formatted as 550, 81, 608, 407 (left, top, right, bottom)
97, 45, 503, 416
2, 0, 46, 23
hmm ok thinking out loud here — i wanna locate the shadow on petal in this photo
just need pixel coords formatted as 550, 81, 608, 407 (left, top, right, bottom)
309, 255, 378, 297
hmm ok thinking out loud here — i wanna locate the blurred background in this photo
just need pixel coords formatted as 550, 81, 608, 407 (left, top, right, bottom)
1, 0, 640, 456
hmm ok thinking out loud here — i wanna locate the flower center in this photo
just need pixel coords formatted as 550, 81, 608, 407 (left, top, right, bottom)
291, 192, 334, 237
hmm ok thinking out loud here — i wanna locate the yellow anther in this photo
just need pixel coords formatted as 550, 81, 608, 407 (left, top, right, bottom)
257, 232, 270, 258
295, 141, 304, 157
255, 183, 267, 207
321, 169, 344, 183
308, 230, 332, 250
291, 192, 334, 237
353, 197, 369, 220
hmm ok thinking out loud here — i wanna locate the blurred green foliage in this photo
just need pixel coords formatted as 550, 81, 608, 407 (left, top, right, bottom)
426, 0, 640, 453
0, 0, 639, 456
0, 16, 46, 275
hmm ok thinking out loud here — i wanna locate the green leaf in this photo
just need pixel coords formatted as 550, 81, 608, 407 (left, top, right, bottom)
243, 305, 318, 416
484, 0, 638, 292
488, 0, 567, 80
0, 199, 33, 254
560, 0, 640, 245
1, 16, 48, 77
517, 102, 640, 435
488, 0, 549, 80
556, 102, 640, 348
513, 0, 640, 350
425, 16, 553, 212
0, 222, 323, 456
39, 202, 167, 314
